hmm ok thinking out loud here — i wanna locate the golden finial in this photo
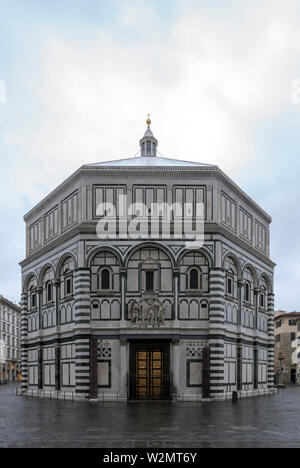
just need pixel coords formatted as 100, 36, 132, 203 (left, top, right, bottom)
146, 114, 151, 126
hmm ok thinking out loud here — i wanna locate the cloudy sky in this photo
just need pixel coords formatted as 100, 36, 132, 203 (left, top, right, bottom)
0, 0, 300, 310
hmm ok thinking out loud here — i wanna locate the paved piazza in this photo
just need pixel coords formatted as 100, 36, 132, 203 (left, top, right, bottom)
0, 384, 299, 448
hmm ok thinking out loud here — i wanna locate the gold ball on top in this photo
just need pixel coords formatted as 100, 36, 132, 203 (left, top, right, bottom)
146, 114, 151, 126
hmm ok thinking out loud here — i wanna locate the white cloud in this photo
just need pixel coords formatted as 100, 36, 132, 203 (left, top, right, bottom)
2, 0, 300, 305
3, 0, 300, 203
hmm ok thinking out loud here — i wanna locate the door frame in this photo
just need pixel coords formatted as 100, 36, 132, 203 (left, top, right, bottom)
129, 340, 171, 400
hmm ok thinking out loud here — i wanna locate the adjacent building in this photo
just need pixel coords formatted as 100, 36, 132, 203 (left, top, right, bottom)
20, 120, 275, 401
274, 310, 300, 385
0, 295, 21, 382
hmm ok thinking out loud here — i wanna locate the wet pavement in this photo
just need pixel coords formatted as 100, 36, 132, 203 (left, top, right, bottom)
0, 383, 299, 448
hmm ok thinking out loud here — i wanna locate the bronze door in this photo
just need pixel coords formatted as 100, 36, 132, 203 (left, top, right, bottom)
130, 343, 170, 400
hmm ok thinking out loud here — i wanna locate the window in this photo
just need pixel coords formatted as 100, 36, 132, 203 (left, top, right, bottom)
189, 268, 200, 290
29, 219, 42, 251
174, 186, 205, 219
94, 186, 126, 217
65, 277, 72, 296
45, 207, 58, 242
239, 208, 252, 241
291, 333, 296, 342
227, 276, 233, 296
276, 320, 282, 328
221, 193, 237, 230
100, 269, 111, 291
31, 292, 36, 309
255, 221, 266, 251
47, 283, 53, 303
146, 271, 154, 292
260, 294, 264, 308
276, 334, 281, 343
245, 282, 250, 302
289, 320, 297, 326
62, 192, 78, 230
133, 186, 166, 217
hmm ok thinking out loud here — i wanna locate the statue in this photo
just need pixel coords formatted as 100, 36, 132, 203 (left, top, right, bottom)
129, 297, 166, 328
130, 300, 140, 325
156, 301, 165, 326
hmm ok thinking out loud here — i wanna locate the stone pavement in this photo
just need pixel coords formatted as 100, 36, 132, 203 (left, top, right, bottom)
0, 384, 299, 448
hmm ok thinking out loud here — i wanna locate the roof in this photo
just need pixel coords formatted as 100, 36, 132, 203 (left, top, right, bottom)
275, 311, 300, 321
0, 295, 21, 312
87, 155, 214, 168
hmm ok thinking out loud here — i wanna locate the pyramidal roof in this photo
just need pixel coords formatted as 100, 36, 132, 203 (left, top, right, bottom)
87, 155, 213, 168
87, 117, 214, 169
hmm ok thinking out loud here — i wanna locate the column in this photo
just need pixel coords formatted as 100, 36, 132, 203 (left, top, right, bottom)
90, 338, 98, 399
173, 269, 179, 321
237, 344, 243, 391
75, 337, 90, 399
253, 287, 260, 390
254, 346, 258, 390
237, 280, 244, 326
74, 268, 91, 399
209, 267, 225, 399
120, 339, 128, 399
172, 339, 180, 398
254, 288, 260, 330
54, 280, 60, 327
55, 346, 61, 391
120, 269, 127, 322
38, 348, 43, 390
267, 293, 275, 388
20, 293, 28, 393
74, 268, 91, 325
202, 346, 210, 399
38, 287, 43, 330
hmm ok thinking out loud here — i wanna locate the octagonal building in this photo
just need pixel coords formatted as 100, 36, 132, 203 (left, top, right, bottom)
20, 122, 275, 401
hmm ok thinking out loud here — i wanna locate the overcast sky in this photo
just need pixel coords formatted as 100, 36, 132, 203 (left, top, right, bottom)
0, 0, 300, 310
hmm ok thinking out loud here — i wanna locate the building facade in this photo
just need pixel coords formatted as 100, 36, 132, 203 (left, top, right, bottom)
20, 122, 275, 401
0, 295, 21, 383
274, 310, 300, 385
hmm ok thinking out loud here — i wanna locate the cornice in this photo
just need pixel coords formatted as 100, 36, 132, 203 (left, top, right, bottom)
23, 162, 272, 226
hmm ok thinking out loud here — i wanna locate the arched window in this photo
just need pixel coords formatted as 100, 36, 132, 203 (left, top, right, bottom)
260, 287, 266, 308
227, 270, 234, 296
47, 282, 53, 303
59, 257, 75, 299
30, 288, 36, 309
245, 282, 250, 302
65, 275, 73, 296
189, 268, 200, 290
100, 268, 111, 291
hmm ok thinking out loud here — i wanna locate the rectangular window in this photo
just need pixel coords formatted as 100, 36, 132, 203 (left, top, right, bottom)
227, 277, 233, 296
255, 221, 266, 252
239, 208, 253, 242
45, 206, 58, 242
221, 193, 237, 231
94, 186, 126, 218
173, 186, 206, 219
146, 271, 154, 292
62, 192, 78, 230
29, 219, 42, 251
133, 186, 167, 217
